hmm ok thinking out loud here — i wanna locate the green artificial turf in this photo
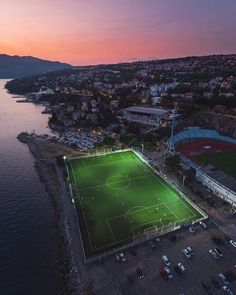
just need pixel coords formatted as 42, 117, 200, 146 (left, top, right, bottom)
68, 150, 203, 258
196, 150, 236, 178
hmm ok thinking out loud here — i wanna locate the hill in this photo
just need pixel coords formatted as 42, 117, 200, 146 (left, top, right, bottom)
0, 54, 72, 78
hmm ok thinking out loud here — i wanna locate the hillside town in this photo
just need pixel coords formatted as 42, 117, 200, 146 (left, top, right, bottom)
6, 54, 236, 151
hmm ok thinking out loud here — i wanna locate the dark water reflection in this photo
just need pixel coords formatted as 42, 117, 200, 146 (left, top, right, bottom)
0, 80, 59, 295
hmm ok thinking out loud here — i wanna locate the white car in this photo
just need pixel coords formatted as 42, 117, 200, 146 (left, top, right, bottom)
209, 249, 219, 259
223, 285, 234, 295
162, 255, 170, 266
230, 240, 236, 248
178, 262, 186, 273
218, 273, 229, 285
189, 227, 195, 233
164, 266, 173, 279
183, 249, 191, 258
118, 252, 126, 263
199, 221, 207, 229
187, 246, 194, 256
214, 248, 223, 257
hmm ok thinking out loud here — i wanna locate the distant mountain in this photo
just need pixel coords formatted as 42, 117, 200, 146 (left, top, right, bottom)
0, 54, 72, 78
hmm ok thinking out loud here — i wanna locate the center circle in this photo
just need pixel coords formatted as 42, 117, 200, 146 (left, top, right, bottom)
107, 175, 130, 189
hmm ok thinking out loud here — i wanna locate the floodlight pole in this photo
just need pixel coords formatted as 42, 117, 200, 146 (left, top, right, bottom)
166, 103, 177, 156
141, 143, 144, 154
182, 174, 186, 191
63, 155, 69, 180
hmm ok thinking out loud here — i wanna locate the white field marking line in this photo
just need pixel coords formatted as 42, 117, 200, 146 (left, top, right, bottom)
132, 203, 182, 235
106, 175, 131, 190
125, 206, 147, 215
131, 218, 164, 235
79, 174, 150, 192
107, 203, 166, 223
163, 203, 180, 221
81, 153, 133, 168
106, 219, 117, 243
71, 165, 95, 251
152, 172, 197, 216
71, 163, 150, 251
84, 215, 197, 252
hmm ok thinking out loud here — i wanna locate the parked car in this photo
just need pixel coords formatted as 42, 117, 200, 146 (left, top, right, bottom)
222, 285, 234, 295
174, 265, 182, 276
189, 226, 195, 233
178, 262, 186, 273
187, 246, 194, 256
164, 266, 173, 279
119, 252, 126, 263
214, 248, 223, 257
162, 255, 170, 266
160, 267, 168, 281
199, 221, 207, 229
218, 273, 229, 285
230, 240, 236, 248
183, 248, 191, 258
115, 254, 120, 262
135, 267, 144, 279
224, 270, 236, 283
209, 249, 219, 259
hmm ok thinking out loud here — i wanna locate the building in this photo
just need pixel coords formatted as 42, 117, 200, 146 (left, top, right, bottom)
122, 106, 170, 127
27, 86, 55, 101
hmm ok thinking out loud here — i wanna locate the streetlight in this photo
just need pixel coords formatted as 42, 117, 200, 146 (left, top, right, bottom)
141, 143, 144, 154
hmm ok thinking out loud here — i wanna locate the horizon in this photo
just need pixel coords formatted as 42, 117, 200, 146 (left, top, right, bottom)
1, 0, 236, 65
1, 52, 235, 67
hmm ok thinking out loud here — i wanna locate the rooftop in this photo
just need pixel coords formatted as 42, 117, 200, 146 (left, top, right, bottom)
123, 106, 170, 115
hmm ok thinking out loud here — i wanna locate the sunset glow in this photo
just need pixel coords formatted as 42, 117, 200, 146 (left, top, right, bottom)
0, 0, 236, 65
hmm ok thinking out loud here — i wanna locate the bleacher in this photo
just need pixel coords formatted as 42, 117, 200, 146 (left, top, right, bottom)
169, 128, 236, 146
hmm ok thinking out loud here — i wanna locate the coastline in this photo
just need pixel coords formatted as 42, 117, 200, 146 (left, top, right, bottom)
17, 132, 85, 295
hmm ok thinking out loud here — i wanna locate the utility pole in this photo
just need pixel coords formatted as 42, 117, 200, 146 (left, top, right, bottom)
166, 103, 177, 155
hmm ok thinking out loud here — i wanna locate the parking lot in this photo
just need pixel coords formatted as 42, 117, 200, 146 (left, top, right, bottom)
87, 222, 236, 295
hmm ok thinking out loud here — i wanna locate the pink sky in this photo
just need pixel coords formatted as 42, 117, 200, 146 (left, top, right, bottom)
0, 0, 235, 65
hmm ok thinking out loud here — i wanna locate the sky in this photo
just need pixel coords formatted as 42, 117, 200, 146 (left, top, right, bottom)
0, 0, 236, 65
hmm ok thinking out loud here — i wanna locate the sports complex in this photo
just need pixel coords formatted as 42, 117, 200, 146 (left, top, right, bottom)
67, 149, 205, 261
171, 128, 236, 206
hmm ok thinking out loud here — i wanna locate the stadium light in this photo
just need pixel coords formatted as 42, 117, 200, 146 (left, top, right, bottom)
63, 155, 66, 160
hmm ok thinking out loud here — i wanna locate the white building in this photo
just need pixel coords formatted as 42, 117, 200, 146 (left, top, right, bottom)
28, 86, 55, 101
122, 106, 170, 127
151, 96, 161, 105
150, 82, 178, 97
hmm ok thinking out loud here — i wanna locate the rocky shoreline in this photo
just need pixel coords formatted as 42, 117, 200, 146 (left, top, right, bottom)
17, 132, 84, 295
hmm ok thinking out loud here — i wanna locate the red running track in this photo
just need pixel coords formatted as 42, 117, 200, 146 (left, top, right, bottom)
178, 139, 236, 161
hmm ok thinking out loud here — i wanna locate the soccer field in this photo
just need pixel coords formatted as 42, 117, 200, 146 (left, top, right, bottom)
68, 150, 204, 259
196, 150, 236, 178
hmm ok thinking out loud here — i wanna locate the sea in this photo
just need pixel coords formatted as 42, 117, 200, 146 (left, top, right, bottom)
0, 80, 59, 295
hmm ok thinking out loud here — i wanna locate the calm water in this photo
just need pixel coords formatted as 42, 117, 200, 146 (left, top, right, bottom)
0, 80, 59, 295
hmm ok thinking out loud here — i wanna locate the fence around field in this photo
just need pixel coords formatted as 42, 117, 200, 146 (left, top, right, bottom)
84, 222, 181, 263
68, 148, 131, 161
65, 148, 207, 263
